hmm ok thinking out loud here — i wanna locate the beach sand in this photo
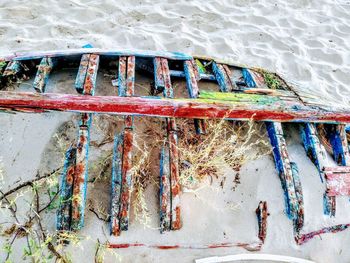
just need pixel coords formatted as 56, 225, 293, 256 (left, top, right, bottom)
0, 0, 350, 262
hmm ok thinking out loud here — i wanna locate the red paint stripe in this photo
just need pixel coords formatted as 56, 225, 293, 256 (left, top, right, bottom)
1, 91, 350, 122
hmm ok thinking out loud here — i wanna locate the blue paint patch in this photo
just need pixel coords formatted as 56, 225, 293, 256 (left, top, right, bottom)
242, 68, 256, 88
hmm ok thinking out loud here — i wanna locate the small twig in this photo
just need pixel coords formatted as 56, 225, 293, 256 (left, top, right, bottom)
0, 167, 62, 202
89, 208, 109, 222
33, 187, 67, 263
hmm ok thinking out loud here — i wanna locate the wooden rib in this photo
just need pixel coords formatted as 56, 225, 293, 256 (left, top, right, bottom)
159, 142, 171, 232
300, 123, 329, 182
83, 54, 99, 95
71, 125, 90, 230
168, 119, 181, 230
242, 68, 256, 88
71, 54, 99, 230
118, 56, 127, 96
56, 147, 76, 231
154, 57, 165, 91
266, 122, 298, 220
212, 62, 231, 92
126, 56, 135, 97
184, 60, 206, 134
155, 57, 181, 232
222, 64, 239, 90
110, 134, 123, 236
160, 58, 173, 98
33, 57, 54, 93
119, 127, 134, 230
111, 56, 135, 235
75, 54, 90, 94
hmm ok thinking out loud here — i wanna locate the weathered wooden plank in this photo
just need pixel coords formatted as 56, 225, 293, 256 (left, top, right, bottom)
83, 54, 99, 95
71, 125, 90, 230
75, 54, 90, 94
266, 122, 298, 220
255, 201, 268, 243
70, 53, 99, 230
56, 147, 76, 231
212, 62, 231, 92
33, 57, 54, 93
2, 48, 192, 61
222, 64, 239, 90
184, 60, 206, 134
159, 143, 171, 232
300, 123, 329, 182
110, 134, 123, 236
4, 91, 350, 123
168, 119, 181, 230
161, 58, 173, 98
326, 172, 350, 196
118, 56, 127, 96
119, 128, 134, 231
126, 56, 135, 97
154, 57, 165, 90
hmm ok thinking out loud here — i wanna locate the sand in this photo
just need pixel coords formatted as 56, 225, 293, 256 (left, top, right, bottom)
0, 0, 350, 262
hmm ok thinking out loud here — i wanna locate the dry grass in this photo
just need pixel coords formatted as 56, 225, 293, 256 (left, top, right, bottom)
176, 118, 270, 190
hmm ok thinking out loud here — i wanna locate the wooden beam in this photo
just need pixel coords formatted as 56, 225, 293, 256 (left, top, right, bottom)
2, 91, 350, 123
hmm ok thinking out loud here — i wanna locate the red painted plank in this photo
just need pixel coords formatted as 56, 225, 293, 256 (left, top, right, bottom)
2, 91, 350, 123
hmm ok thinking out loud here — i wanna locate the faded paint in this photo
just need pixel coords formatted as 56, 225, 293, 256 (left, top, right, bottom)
266, 122, 299, 220
110, 134, 123, 236
33, 57, 54, 93
56, 147, 77, 231
4, 91, 350, 123
159, 143, 171, 232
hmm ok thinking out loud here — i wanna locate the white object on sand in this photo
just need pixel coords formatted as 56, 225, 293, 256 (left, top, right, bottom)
195, 253, 315, 263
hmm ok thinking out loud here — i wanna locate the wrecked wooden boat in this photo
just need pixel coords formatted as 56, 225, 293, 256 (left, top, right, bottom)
1, 48, 350, 250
